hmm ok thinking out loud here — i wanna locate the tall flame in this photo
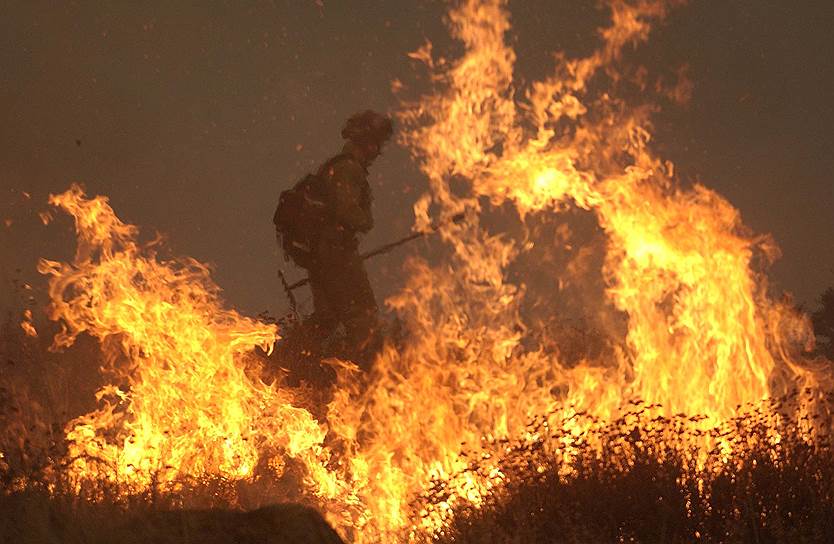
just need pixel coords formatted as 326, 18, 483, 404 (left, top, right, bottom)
37, 186, 348, 503
35, 1, 827, 541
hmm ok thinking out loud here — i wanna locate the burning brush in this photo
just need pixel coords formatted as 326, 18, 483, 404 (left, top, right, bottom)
2, 0, 831, 542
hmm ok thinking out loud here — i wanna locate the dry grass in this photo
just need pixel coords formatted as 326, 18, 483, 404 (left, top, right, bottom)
421, 402, 834, 544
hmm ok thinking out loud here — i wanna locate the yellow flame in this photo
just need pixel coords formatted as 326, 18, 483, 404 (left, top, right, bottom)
37, 185, 351, 506
35, 1, 827, 541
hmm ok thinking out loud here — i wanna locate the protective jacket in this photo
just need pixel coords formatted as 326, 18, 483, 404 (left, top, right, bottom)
317, 140, 374, 243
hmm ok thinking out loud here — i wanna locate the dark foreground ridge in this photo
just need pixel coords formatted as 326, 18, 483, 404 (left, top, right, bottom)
1, 496, 344, 544
121, 504, 345, 544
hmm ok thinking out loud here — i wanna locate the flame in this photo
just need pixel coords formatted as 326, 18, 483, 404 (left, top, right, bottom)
342, 0, 823, 533
20, 309, 38, 338
37, 185, 350, 505
393, 0, 821, 428
33, 0, 828, 541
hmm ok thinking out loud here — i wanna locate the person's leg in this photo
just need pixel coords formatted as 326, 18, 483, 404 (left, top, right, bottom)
300, 268, 340, 348
337, 253, 381, 370
274, 268, 341, 386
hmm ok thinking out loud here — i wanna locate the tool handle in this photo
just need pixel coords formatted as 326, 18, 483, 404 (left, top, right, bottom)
285, 212, 465, 292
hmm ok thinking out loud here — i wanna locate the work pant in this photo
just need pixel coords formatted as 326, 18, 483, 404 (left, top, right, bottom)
305, 235, 379, 369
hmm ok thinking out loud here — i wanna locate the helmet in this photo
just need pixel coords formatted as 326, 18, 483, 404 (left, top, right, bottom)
341, 110, 394, 145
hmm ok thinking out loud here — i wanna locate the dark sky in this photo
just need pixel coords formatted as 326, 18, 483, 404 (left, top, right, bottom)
2, 1, 833, 321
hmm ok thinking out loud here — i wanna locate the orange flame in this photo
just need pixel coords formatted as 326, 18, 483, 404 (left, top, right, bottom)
35, 1, 827, 541
37, 186, 350, 504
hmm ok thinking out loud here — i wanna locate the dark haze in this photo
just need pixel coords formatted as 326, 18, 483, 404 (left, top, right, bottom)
2, 1, 832, 322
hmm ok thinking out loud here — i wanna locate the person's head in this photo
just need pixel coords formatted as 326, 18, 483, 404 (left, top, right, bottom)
341, 110, 393, 165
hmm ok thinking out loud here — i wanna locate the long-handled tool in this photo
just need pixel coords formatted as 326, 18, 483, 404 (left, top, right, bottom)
278, 212, 465, 311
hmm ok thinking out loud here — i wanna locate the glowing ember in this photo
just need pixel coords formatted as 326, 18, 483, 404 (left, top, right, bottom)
20, 309, 38, 338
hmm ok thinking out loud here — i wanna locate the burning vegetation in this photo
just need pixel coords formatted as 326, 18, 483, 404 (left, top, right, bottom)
2, 0, 832, 542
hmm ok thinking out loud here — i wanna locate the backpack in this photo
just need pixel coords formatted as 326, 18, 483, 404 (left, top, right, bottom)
273, 154, 346, 269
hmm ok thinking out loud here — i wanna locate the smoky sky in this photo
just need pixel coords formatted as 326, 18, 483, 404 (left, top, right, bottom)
1, 1, 833, 322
